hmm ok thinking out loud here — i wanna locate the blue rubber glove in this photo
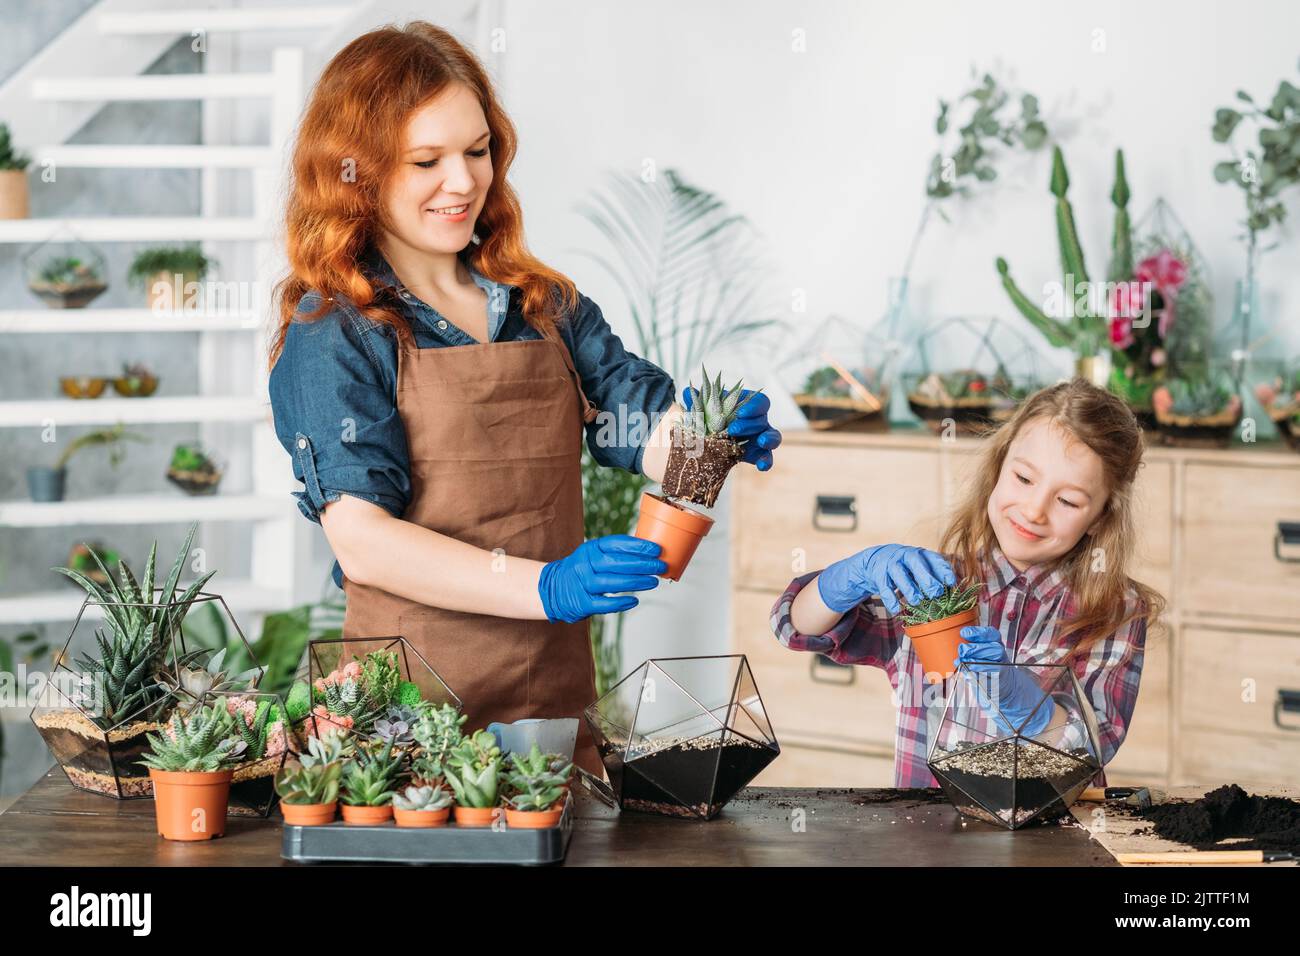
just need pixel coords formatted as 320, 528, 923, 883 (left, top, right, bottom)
538, 535, 668, 624
956, 626, 1054, 737
681, 386, 782, 471
815, 544, 956, 615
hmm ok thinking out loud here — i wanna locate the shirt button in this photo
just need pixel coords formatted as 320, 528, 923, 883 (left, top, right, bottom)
296, 438, 306, 450
436, 319, 448, 331
399, 290, 411, 300
1007, 610, 1017, 620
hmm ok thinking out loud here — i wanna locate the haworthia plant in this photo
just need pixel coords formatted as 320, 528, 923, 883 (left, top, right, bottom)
901, 581, 983, 627
680, 365, 760, 440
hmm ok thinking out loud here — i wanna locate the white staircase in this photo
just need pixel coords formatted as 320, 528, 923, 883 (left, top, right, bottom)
0, 2, 366, 625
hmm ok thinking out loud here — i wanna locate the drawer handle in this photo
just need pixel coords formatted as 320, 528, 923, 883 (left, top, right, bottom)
810, 654, 855, 686
1274, 521, 1300, 563
1274, 688, 1300, 732
813, 494, 858, 533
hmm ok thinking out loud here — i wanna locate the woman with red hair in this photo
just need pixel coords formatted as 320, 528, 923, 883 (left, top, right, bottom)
267, 22, 780, 773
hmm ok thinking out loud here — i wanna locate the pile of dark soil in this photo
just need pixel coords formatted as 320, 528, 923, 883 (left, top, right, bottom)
1140, 783, 1300, 852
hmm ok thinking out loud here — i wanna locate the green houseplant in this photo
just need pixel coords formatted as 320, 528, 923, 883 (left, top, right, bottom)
339, 738, 402, 824
443, 729, 504, 827
128, 244, 214, 310
166, 443, 223, 496
502, 743, 573, 828
275, 727, 351, 826
0, 120, 30, 219
901, 580, 983, 685
139, 701, 243, 841
26, 423, 147, 502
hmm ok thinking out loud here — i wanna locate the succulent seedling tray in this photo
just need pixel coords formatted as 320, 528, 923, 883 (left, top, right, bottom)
281, 796, 574, 866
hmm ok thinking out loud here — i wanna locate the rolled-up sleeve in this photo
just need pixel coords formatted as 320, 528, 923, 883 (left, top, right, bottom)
268, 295, 410, 524
563, 293, 676, 475
770, 571, 905, 670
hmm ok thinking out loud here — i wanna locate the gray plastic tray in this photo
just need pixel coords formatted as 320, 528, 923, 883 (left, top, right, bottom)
281, 798, 574, 866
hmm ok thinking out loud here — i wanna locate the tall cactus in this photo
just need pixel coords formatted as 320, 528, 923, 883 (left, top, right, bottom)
996, 146, 1132, 356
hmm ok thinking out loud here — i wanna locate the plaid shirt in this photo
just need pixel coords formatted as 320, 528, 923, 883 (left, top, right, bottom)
769, 543, 1148, 788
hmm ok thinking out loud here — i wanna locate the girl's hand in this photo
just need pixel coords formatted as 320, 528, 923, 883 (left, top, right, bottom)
815, 544, 956, 615
957, 626, 1053, 737
681, 386, 781, 471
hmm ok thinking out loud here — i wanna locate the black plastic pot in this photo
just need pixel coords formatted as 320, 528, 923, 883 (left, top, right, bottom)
27, 466, 66, 502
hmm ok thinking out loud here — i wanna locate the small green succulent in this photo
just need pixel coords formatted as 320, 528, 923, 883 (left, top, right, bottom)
410, 702, 467, 782
339, 739, 402, 807
392, 783, 454, 812
681, 366, 759, 440
504, 744, 572, 812
900, 580, 983, 627
369, 705, 419, 747
274, 759, 342, 805
443, 730, 503, 809
139, 702, 244, 773
299, 725, 354, 769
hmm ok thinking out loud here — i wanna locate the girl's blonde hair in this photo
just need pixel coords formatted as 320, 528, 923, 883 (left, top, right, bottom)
941, 377, 1166, 660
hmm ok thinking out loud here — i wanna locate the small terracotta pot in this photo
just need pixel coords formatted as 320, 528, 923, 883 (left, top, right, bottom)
0, 170, 29, 220
634, 492, 714, 581
340, 803, 393, 825
505, 804, 564, 829
394, 807, 450, 828
149, 768, 232, 841
280, 800, 337, 826
904, 608, 977, 684
453, 805, 501, 828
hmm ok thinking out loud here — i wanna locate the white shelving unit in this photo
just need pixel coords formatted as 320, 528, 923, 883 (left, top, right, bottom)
0, 2, 364, 626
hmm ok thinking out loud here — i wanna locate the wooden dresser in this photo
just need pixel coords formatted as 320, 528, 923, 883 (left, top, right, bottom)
730, 429, 1300, 788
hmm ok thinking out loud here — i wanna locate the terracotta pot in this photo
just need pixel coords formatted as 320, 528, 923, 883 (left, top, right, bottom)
394, 807, 450, 828
453, 805, 501, 828
280, 800, 337, 826
505, 804, 564, 829
146, 270, 198, 311
340, 803, 393, 825
634, 492, 714, 581
148, 768, 232, 841
0, 170, 29, 220
904, 608, 977, 684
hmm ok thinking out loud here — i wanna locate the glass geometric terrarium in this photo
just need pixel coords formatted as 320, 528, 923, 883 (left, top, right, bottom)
30, 588, 261, 800
927, 662, 1102, 830
23, 234, 109, 309
902, 315, 1050, 435
584, 655, 780, 820
779, 310, 904, 433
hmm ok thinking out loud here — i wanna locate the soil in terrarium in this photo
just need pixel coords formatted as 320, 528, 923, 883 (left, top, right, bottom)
601, 735, 776, 819
931, 738, 1097, 827
1138, 783, 1300, 853
32, 709, 158, 797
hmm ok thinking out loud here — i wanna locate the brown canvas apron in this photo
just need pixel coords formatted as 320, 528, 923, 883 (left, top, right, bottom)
340, 319, 604, 775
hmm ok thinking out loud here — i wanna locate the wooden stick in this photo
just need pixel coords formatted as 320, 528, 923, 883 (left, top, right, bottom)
1117, 850, 1266, 865
819, 352, 883, 413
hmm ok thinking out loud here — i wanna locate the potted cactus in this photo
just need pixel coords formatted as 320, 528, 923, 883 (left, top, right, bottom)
410, 701, 467, 787
113, 362, 159, 398
166, 444, 223, 495
275, 727, 351, 826
1152, 376, 1242, 448
443, 729, 504, 827
339, 738, 401, 824
392, 783, 455, 828
902, 580, 983, 684
502, 743, 573, 829
139, 701, 245, 841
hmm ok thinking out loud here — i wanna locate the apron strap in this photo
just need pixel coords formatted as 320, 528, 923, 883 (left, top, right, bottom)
541, 322, 600, 425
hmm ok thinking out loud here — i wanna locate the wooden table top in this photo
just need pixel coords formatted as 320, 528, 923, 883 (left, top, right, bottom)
0, 770, 1118, 866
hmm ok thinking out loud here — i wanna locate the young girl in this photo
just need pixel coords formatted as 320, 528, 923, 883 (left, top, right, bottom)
771, 378, 1165, 787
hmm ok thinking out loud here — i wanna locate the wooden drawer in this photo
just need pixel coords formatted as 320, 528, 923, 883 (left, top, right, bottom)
733, 443, 942, 591
1182, 463, 1300, 621
1176, 729, 1300, 788
752, 742, 895, 787
1130, 460, 1173, 600
732, 589, 898, 751
1102, 621, 1171, 781
1180, 626, 1300, 746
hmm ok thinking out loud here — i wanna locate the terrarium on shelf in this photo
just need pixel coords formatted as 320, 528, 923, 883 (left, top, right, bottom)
584, 655, 779, 820
23, 236, 108, 309
902, 316, 1049, 435
779, 313, 902, 432
927, 661, 1103, 830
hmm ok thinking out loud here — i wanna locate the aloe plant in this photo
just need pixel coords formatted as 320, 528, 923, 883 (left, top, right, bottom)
680, 366, 759, 441
900, 581, 983, 627
139, 702, 244, 773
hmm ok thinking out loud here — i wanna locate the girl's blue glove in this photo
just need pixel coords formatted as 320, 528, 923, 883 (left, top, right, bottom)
681, 386, 782, 471
956, 626, 1054, 737
538, 535, 668, 623
815, 544, 956, 615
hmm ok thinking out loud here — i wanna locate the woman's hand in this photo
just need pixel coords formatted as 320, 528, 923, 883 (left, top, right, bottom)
537, 534, 668, 623
957, 626, 1054, 737
816, 544, 956, 615
682, 386, 781, 471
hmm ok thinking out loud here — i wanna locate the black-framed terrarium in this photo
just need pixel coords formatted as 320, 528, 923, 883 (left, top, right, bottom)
778, 312, 903, 433
584, 654, 780, 820
166, 443, 224, 495
23, 234, 109, 309
902, 315, 1049, 435
927, 661, 1102, 830
296, 636, 461, 753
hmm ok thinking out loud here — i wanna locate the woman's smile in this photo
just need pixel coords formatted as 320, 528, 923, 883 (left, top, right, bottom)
425, 202, 471, 222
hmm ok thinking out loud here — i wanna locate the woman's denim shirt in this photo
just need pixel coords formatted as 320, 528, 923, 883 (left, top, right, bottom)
268, 249, 676, 588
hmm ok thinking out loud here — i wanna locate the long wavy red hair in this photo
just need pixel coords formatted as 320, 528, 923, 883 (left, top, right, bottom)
268, 21, 578, 367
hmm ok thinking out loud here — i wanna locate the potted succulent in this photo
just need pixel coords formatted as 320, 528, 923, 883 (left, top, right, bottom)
166, 443, 224, 495
635, 367, 756, 581
901, 580, 983, 684
339, 738, 401, 824
443, 729, 504, 827
409, 701, 466, 787
1255, 369, 1300, 452
139, 701, 244, 841
274, 727, 351, 826
502, 743, 573, 829
113, 361, 159, 398
1151, 376, 1242, 448
128, 245, 213, 311
0, 121, 29, 219
392, 783, 455, 828
27, 423, 148, 502
28, 255, 108, 309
